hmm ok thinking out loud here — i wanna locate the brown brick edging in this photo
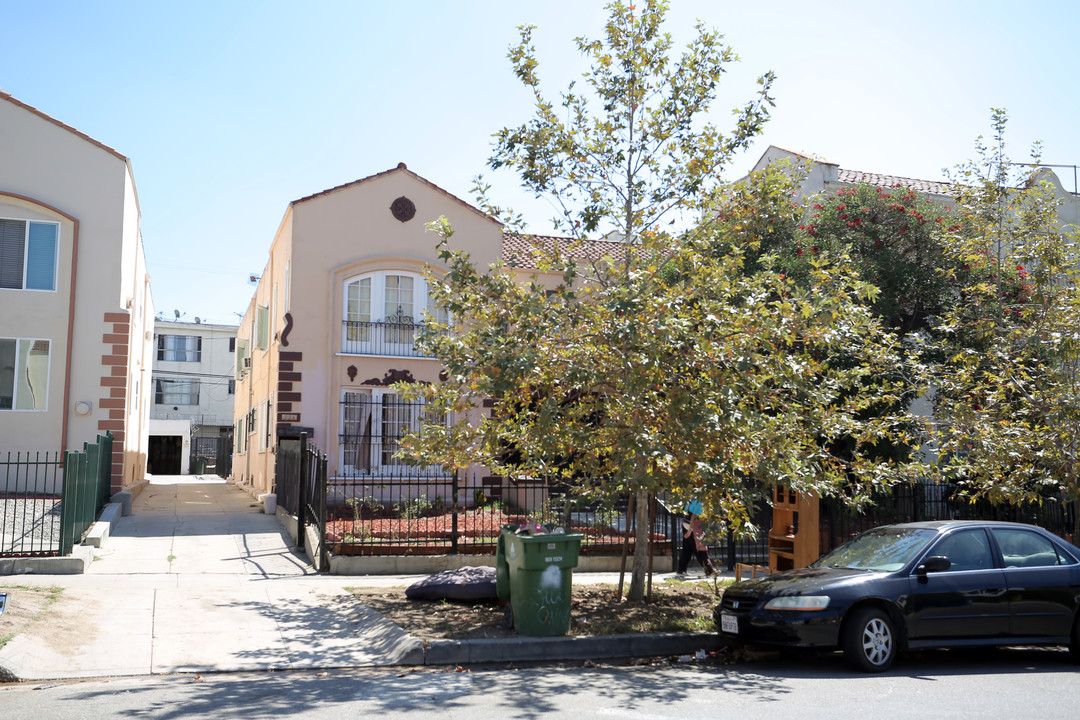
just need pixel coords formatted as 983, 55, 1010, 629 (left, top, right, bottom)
98, 310, 130, 490
276, 352, 302, 426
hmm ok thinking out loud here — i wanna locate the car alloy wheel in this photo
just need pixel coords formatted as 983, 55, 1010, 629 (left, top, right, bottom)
843, 607, 896, 672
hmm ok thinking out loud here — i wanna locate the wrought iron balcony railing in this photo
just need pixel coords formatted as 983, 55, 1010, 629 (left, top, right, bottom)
341, 320, 445, 357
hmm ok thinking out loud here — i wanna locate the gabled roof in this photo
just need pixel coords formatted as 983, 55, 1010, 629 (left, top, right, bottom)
836, 168, 955, 197
501, 232, 630, 270
751, 145, 836, 169
0, 90, 127, 161
291, 162, 502, 226
752, 144, 956, 197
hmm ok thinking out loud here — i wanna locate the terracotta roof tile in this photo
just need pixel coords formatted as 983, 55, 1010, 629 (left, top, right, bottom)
501, 233, 629, 270
836, 168, 955, 197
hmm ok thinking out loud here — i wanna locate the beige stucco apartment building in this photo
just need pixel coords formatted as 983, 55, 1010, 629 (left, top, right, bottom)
232, 164, 507, 503
0, 91, 154, 493
232, 163, 630, 516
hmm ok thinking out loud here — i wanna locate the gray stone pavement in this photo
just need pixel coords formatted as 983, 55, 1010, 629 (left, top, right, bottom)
0, 476, 722, 682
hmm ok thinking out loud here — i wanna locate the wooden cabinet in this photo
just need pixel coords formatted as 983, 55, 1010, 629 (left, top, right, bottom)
768, 486, 820, 572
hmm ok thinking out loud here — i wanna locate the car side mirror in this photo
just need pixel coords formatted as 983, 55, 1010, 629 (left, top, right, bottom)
915, 556, 951, 576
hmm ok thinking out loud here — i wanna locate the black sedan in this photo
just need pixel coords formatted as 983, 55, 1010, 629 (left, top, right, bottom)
716, 520, 1080, 671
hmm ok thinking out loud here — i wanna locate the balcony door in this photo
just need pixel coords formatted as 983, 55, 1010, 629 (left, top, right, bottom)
344, 271, 432, 356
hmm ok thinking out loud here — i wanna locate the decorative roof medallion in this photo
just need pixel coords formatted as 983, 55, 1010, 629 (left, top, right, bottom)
391, 196, 416, 222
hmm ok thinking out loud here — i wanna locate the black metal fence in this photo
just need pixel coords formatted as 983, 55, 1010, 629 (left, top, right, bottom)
321, 471, 659, 556
216, 434, 233, 478
703, 482, 1077, 572
276, 433, 329, 568
819, 483, 1076, 555
1, 450, 63, 557
710, 503, 775, 571
659, 483, 1076, 572
273, 456, 680, 559
273, 447, 1077, 571
1, 432, 113, 558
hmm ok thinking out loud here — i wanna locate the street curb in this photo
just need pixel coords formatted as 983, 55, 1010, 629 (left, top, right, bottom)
0, 632, 725, 684
421, 631, 723, 666
0, 545, 94, 576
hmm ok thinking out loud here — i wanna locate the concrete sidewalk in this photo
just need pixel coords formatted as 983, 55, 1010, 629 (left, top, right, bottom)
0, 476, 721, 682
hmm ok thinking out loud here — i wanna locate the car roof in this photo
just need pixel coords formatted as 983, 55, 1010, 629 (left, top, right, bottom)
855, 520, 1080, 556
878, 519, 1051, 533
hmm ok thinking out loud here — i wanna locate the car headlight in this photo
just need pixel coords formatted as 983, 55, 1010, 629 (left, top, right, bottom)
763, 595, 830, 611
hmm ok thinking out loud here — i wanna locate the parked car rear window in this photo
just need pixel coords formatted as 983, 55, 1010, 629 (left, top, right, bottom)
992, 527, 1073, 567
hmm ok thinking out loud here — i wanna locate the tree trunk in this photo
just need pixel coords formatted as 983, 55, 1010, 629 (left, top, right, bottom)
627, 487, 651, 601
616, 493, 634, 601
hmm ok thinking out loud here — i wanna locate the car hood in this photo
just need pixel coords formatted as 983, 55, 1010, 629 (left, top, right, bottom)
728, 566, 884, 598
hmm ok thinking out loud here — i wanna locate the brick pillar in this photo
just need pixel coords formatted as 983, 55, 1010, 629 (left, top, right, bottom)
98, 311, 131, 493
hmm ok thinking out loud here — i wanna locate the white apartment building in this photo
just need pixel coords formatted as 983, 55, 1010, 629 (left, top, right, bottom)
149, 319, 237, 475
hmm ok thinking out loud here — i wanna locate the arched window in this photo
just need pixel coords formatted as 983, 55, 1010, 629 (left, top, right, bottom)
342, 271, 447, 356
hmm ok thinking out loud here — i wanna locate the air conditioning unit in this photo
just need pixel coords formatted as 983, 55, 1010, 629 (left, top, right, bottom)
242, 357, 252, 369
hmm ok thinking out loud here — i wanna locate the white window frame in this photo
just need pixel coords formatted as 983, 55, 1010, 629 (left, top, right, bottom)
256, 305, 270, 351
0, 217, 59, 292
154, 377, 200, 406
341, 271, 447, 355
0, 337, 50, 411
157, 334, 202, 362
339, 388, 447, 476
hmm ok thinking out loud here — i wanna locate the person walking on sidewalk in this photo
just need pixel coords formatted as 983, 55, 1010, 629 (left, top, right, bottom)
677, 499, 716, 577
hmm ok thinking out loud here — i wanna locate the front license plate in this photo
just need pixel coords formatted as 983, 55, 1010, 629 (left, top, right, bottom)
720, 613, 738, 634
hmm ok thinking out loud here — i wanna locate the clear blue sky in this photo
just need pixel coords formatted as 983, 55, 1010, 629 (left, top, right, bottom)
2, 0, 1077, 326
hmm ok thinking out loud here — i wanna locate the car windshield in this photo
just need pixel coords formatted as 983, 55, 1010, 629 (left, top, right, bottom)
810, 526, 938, 572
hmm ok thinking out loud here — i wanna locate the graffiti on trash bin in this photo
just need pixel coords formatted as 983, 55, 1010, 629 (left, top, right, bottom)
514, 565, 570, 630
539, 564, 562, 590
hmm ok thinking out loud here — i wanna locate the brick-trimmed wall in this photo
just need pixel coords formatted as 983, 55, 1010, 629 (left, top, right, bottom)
276, 351, 303, 428
98, 311, 130, 492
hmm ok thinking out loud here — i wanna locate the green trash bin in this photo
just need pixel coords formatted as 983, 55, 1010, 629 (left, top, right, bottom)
499, 525, 584, 636
496, 525, 514, 603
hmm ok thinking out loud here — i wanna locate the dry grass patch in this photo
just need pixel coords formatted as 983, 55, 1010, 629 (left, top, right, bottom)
350, 578, 728, 641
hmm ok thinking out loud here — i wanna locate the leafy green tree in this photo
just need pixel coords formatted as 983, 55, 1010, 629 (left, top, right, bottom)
458, 0, 774, 600
795, 183, 960, 334
399, 1, 916, 600
923, 110, 1080, 535
708, 168, 946, 472
476, 0, 775, 251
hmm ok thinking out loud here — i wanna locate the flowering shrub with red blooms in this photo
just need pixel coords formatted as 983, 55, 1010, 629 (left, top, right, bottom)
786, 183, 962, 332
